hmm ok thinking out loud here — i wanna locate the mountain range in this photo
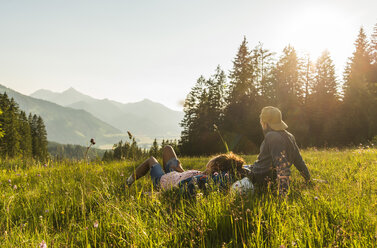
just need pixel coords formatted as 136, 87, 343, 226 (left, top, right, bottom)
0, 84, 183, 148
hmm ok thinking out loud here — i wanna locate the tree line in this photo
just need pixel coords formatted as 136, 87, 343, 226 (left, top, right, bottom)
48, 141, 106, 161
180, 24, 377, 156
102, 138, 179, 162
0, 93, 48, 161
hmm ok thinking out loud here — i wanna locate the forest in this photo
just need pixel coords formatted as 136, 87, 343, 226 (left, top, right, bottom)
180, 25, 377, 155
0, 93, 48, 161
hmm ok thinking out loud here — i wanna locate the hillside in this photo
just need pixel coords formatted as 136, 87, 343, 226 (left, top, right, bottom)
31, 88, 184, 139
0, 84, 123, 147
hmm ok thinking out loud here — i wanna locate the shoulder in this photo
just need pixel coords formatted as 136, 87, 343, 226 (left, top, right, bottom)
265, 131, 284, 143
283, 130, 297, 143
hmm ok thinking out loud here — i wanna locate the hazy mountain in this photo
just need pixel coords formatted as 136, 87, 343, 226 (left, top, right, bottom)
31, 87, 184, 140
31, 87, 94, 106
0, 84, 123, 147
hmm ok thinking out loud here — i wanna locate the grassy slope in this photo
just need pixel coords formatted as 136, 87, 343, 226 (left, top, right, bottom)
0, 149, 376, 247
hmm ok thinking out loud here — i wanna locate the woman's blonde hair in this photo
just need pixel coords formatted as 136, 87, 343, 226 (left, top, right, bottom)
207, 152, 245, 177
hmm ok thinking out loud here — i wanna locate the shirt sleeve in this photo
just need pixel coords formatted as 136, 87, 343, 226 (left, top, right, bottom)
292, 137, 311, 181
266, 134, 291, 196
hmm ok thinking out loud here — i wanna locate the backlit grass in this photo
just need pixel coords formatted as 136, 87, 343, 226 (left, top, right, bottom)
0, 148, 376, 247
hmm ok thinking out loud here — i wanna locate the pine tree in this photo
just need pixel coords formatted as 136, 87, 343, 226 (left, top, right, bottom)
180, 76, 205, 155
18, 111, 32, 157
252, 42, 276, 104
274, 45, 304, 110
0, 95, 21, 157
227, 37, 256, 103
0, 108, 4, 139
29, 114, 38, 158
368, 23, 377, 139
308, 50, 339, 145
36, 116, 48, 161
342, 27, 374, 144
223, 37, 262, 153
271, 45, 308, 145
208, 65, 227, 122
371, 23, 377, 65
149, 138, 159, 157
302, 54, 316, 104
369, 23, 377, 96
313, 51, 338, 100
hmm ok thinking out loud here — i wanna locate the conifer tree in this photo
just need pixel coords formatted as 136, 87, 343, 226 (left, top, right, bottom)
223, 37, 261, 153
227, 37, 256, 103
272, 45, 308, 145
302, 54, 316, 104
180, 76, 205, 155
342, 27, 373, 144
149, 138, 159, 157
252, 43, 276, 104
371, 23, 377, 65
0, 108, 4, 138
18, 111, 32, 157
369, 23, 377, 96
308, 51, 339, 145
30, 114, 39, 158
36, 116, 48, 161
274, 45, 304, 110
368, 23, 377, 139
0, 96, 21, 157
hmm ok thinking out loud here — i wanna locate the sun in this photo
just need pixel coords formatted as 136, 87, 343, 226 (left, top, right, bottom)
285, 4, 350, 61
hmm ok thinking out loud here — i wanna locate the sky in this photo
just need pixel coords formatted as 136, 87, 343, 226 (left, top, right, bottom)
0, 0, 376, 111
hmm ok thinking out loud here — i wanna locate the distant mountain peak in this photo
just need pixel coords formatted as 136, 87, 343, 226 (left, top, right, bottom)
62, 87, 82, 95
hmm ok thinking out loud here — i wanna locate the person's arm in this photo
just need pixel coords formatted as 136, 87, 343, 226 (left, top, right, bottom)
292, 137, 311, 182
266, 133, 291, 196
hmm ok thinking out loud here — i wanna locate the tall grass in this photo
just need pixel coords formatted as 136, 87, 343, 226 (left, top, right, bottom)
0, 149, 376, 247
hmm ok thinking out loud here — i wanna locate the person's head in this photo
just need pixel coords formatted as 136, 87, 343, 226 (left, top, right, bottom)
204, 152, 245, 177
259, 106, 288, 131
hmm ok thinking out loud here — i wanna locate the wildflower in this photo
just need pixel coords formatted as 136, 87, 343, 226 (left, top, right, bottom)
314, 196, 319, 201
13, 185, 17, 190
43, 164, 48, 167
120, 173, 124, 177
224, 173, 229, 178
94, 220, 99, 228
45, 209, 49, 213
37, 174, 41, 177
61, 211, 64, 214
213, 172, 219, 176
213, 124, 218, 131
90, 138, 96, 145
16, 174, 21, 176
8, 179, 11, 183
39, 240, 47, 248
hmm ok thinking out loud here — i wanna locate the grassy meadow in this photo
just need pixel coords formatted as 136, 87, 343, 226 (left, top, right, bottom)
0, 148, 377, 247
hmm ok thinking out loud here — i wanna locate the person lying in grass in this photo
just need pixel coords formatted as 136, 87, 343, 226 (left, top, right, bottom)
244, 106, 311, 196
126, 145, 247, 194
